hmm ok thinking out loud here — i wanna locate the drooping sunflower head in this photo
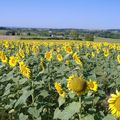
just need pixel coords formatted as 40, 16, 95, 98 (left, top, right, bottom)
19, 62, 30, 79
73, 53, 82, 65
19, 49, 25, 59
87, 80, 98, 92
108, 90, 120, 117
54, 82, 65, 97
1, 53, 8, 64
67, 75, 87, 95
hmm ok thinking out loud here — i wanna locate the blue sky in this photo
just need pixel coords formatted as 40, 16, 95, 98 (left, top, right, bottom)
0, 0, 120, 29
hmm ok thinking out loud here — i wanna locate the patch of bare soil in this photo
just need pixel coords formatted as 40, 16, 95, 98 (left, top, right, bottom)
0, 35, 20, 40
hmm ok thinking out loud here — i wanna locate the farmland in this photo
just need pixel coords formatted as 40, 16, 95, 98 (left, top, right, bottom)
0, 40, 120, 120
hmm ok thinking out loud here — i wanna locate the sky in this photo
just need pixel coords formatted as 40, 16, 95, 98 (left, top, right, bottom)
0, 0, 120, 29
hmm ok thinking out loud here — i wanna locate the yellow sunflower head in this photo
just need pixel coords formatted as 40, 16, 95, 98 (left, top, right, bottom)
1, 53, 8, 64
19, 49, 25, 59
64, 46, 73, 54
91, 52, 95, 57
19, 62, 30, 79
67, 75, 87, 95
54, 82, 65, 97
73, 53, 82, 66
56, 54, 63, 62
9, 56, 17, 67
87, 80, 98, 92
108, 90, 120, 117
103, 48, 109, 57
44, 51, 52, 61
117, 55, 120, 64
65, 60, 69, 65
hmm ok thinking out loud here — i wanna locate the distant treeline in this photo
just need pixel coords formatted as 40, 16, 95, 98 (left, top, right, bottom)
0, 27, 120, 41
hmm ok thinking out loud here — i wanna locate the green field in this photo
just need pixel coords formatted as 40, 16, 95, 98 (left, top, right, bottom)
94, 37, 120, 43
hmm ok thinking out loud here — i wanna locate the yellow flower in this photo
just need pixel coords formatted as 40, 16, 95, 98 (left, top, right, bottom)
1, 53, 7, 64
87, 80, 98, 91
57, 54, 63, 61
19, 62, 30, 79
103, 48, 109, 57
91, 52, 95, 57
64, 46, 73, 54
44, 51, 52, 61
65, 60, 69, 65
39, 58, 45, 73
15, 52, 21, 62
25, 47, 30, 54
4, 42, 9, 48
108, 90, 120, 117
54, 82, 65, 97
73, 53, 82, 66
9, 56, 17, 67
57, 48, 61, 53
19, 49, 25, 59
67, 75, 87, 95
31, 46, 38, 55
117, 55, 120, 64
96, 49, 100, 54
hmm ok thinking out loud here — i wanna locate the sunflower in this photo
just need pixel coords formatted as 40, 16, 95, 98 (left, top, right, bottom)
9, 56, 17, 67
25, 46, 30, 55
54, 82, 65, 97
91, 52, 95, 58
15, 52, 21, 62
4, 42, 9, 48
73, 53, 82, 66
64, 46, 73, 54
117, 55, 120, 64
108, 90, 120, 117
103, 48, 109, 57
87, 80, 98, 92
1, 53, 7, 64
67, 75, 87, 95
19, 62, 30, 79
57, 48, 61, 53
19, 49, 25, 59
65, 60, 69, 65
57, 54, 63, 61
44, 51, 52, 61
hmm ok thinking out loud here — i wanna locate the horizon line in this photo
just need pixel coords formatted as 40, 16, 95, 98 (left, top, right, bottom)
0, 26, 120, 30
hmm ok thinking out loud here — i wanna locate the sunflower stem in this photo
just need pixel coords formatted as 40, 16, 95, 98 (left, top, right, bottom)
79, 97, 82, 120
31, 81, 34, 105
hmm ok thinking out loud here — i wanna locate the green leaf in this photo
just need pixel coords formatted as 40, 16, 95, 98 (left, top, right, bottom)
15, 90, 33, 108
53, 108, 61, 119
3, 83, 12, 96
19, 113, 28, 120
54, 102, 81, 120
116, 78, 120, 85
19, 78, 27, 85
58, 96, 65, 107
40, 90, 49, 98
103, 114, 117, 120
82, 115, 94, 120
28, 107, 41, 119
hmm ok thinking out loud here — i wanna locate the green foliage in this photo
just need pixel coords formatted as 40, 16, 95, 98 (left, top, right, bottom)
0, 40, 120, 120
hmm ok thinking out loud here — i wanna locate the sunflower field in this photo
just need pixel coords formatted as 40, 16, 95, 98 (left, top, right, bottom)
0, 40, 120, 120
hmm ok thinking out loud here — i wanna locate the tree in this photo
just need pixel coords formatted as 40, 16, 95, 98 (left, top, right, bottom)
84, 34, 94, 41
70, 30, 79, 39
